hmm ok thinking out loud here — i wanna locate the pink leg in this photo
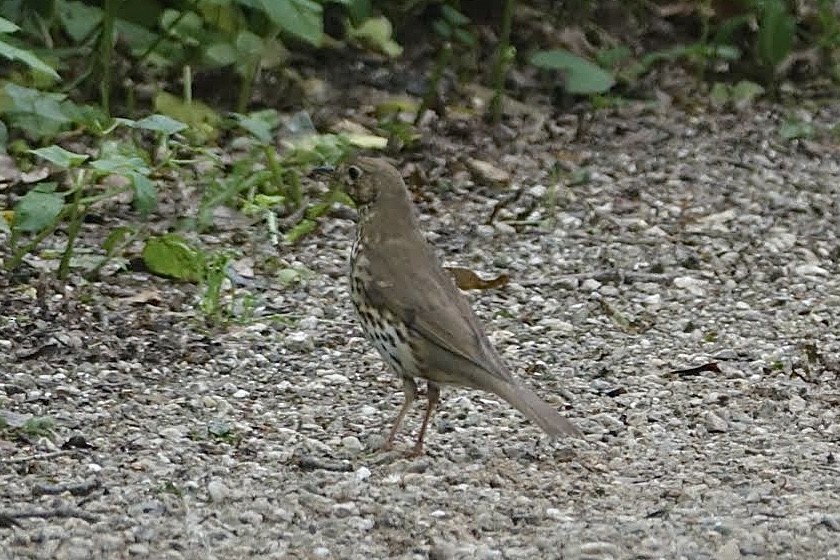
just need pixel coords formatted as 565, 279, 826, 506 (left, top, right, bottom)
409, 382, 440, 457
382, 377, 417, 451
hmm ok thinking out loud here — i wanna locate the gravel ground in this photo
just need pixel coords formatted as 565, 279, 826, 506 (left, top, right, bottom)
2, 102, 840, 560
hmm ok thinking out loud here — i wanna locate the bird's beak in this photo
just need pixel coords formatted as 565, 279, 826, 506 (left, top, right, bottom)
309, 165, 335, 178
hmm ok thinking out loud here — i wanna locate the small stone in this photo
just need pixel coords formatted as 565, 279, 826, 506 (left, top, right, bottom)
578, 542, 618, 555
673, 276, 707, 295
794, 264, 828, 277
359, 405, 378, 416
704, 411, 728, 433
355, 466, 371, 481
286, 331, 315, 351
207, 479, 228, 502
232, 389, 249, 398
642, 294, 661, 306
717, 539, 741, 560
128, 544, 149, 556
788, 395, 807, 413
323, 373, 350, 385
313, 547, 330, 558
332, 502, 358, 518
342, 436, 363, 452
476, 225, 495, 238
158, 427, 184, 439
600, 285, 619, 296
239, 510, 263, 525
581, 278, 601, 291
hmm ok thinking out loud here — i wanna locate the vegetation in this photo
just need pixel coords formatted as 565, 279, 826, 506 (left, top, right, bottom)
0, 0, 837, 322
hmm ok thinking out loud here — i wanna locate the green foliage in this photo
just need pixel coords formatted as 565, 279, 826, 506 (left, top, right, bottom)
0, 16, 59, 79
142, 234, 206, 282
755, 0, 796, 78
530, 49, 616, 95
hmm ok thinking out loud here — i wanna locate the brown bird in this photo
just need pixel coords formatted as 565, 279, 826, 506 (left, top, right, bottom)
333, 156, 582, 455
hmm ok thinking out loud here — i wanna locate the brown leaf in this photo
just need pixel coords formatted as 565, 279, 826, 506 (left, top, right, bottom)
445, 267, 509, 291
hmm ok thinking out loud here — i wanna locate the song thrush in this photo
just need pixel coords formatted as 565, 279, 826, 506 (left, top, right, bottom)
333, 156, 582, 454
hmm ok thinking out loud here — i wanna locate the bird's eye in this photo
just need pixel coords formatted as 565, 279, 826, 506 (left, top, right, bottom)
347, 165, 363, 181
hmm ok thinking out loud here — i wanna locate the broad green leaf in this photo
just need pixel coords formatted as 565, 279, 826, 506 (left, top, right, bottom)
779, 119, 814, 140
56, 0, 102, 43
30, 145, 88, 168
133, 114, 188, 135
142, 234, 205, 282
0, 16, 19, 33
530, 49, 615, 95
0, 83, 74, 136
731, 80, 765, 106
758, 0, 795, 70
154, 91, 220, 137
235, 30, 264, 60
206, 42, 238, 66
14, 183, 64, 232
233, 113, 273, 143
91, 154, 149, 174
348, 16, 402, 57
130, 172, 156, 214
440, 5, 469, 26
258, 0, 323, 46
0, 39, 60, 79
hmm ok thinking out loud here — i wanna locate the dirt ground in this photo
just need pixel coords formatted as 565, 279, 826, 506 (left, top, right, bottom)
2, 88, 840, 559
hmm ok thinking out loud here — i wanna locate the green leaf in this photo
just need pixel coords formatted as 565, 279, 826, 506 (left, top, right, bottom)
347, 16, 402, 57
440, 5, 469, 26
102, 226, 135, 253
285, 218, 316, 243
731, 80, 765, 106
758, 0, 795, 70
0, 16, 19, 33
30, 145, 88, 168
133, 114, 188, 135
779, 119, 814, 140
14, 183, 64, 233
232, 112, 276, 143
529, 49, 615, 95
130, 172, 156, 214
258, 0, 323, 46
0, 38, 60, 79
206, 42, 238, 66
142, 234, 205, 282
0, 83, 75, 136
91, 154, 149, 174
56, 0, 102, 43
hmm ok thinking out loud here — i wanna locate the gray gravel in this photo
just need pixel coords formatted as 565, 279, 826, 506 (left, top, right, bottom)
2, 102, 840, 559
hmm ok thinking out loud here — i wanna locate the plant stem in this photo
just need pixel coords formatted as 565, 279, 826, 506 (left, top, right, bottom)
489, 0, 515, 123
58, 172, 86, 280
6, 207, 71, 272
415, 42, 452, 125
99, 0, 116, 116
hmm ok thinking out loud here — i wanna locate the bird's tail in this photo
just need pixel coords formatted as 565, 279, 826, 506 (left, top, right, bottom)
492, 380, 582, 438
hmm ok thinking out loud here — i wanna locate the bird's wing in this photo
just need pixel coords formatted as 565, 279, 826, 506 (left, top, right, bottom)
362, 235, 514, 385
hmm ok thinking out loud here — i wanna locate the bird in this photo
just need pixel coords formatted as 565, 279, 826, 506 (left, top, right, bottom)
330, 156, 582, 455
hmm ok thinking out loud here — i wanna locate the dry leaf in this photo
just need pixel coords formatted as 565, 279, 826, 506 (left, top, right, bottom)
446, 267, 510, 291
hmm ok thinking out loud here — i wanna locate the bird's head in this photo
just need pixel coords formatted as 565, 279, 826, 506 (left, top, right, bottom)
334, 156, 408, 209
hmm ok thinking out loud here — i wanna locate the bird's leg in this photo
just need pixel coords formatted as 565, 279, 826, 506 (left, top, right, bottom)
409, 382, 440, 457
382, 376, 417, 451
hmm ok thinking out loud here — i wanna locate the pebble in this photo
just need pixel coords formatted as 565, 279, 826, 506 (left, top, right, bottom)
717, 539, 741, 560
581, 278, 601, 291
207, 479, 228, 502
286, 331, 314, 351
